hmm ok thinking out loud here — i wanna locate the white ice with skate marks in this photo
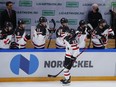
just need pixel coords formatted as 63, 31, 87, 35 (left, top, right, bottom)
0, 81, 116, 87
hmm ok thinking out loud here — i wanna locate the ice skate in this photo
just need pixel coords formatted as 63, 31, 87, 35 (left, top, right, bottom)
60, 77, 71, 86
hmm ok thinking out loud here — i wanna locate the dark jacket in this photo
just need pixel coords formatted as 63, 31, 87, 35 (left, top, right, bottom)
88, 11, 102, 29
0, 9, 16, 30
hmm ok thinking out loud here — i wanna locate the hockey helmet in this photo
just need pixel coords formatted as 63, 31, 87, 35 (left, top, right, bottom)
70, 29, 76, 35
60, 18, 68, 24
98, 19, 106, 25
39, 17, 47, 23
4, 22, 13, 32
4, 22, 13, 27
4, 22, 13, 30
79, 20, 86, 26
18, 19, 25, 25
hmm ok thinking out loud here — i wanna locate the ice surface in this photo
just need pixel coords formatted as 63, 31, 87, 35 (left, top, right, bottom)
0, 81, 116, 87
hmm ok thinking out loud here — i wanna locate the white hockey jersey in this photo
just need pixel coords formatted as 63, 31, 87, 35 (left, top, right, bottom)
15, 32, 27, 49
32, 29, 46, 48
92, 27, 114, 48
76, 29, 87, 48
64, 35, 80, 58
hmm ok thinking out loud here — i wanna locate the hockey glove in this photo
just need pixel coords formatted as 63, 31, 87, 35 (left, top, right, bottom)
101, 35, 106, 43
10, 42, 17, 49
87, 29, 93, 35
71, 56, 76, 61
25, 34, 30, 40
48, 28, 56, 33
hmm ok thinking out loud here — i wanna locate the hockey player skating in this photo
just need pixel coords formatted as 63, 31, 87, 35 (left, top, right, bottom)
0, 22, 13, 49
13, 20, 30, 49
56, 18, 70, 49
60, 29, 80, 85
32, 17, 49, 49
92, 19, 114, 49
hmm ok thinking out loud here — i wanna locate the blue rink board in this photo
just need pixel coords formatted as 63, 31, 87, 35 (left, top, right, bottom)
0, 48, 116, 52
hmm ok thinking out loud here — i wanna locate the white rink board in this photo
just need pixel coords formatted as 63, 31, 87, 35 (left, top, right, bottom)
0, 49, 116, 77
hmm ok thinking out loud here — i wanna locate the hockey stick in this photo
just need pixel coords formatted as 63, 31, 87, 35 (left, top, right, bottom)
110, 10, 116, 48
47, 19, 56, 48
88, 35, 92, 48
48, 47, 88, 78
87, 23, 93, 48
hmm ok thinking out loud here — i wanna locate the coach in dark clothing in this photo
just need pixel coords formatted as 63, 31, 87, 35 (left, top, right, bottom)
88, 3, 102, 29
0, 1, 16, 32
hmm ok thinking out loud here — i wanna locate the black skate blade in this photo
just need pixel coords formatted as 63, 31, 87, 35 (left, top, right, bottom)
60, 81, 70, 86
62, 83, 70, 86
